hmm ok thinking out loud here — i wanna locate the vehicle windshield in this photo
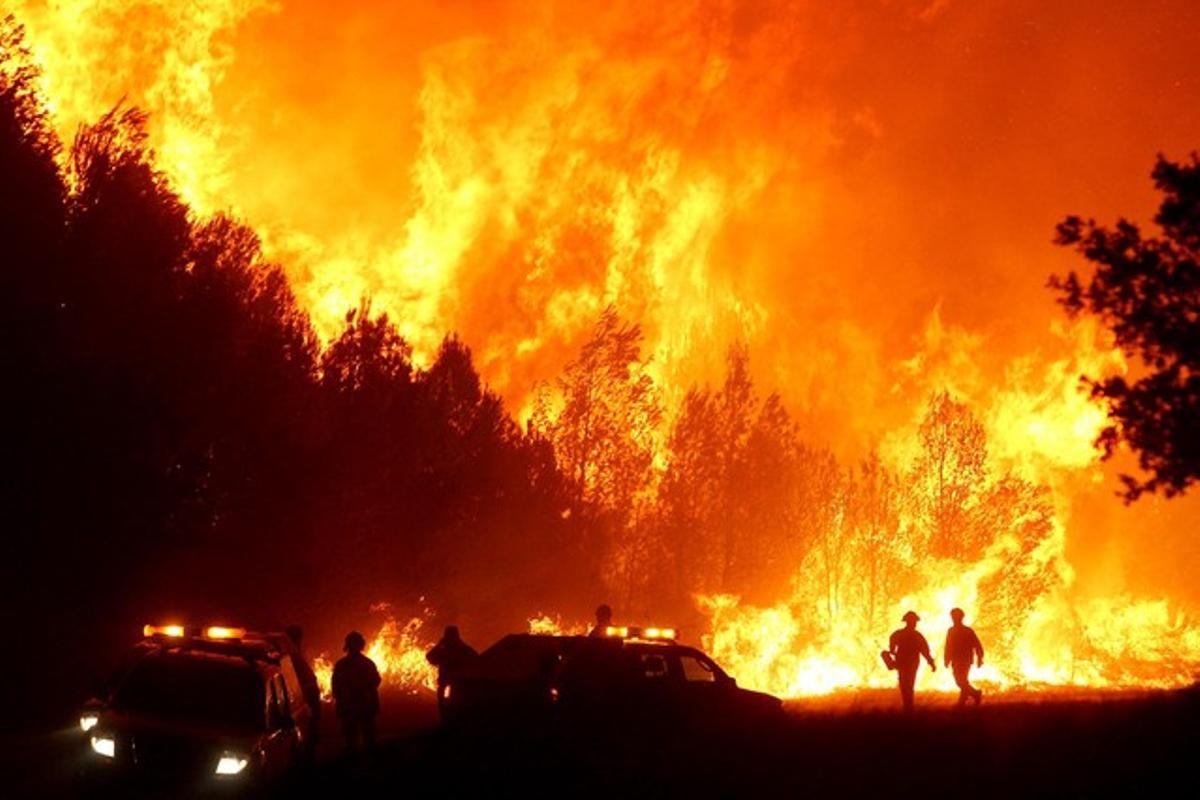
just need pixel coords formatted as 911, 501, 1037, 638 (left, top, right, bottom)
113, 654, 265, 730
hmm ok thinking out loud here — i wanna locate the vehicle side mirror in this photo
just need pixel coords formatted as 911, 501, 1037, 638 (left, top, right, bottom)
719, 674, 737, 688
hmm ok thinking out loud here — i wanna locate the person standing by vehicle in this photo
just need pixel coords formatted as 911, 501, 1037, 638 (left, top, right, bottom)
943, 608, 984, 706
426, 625, 478, 715
332, 631, 381, 756
887, 611, 936, 712
588, 604, 613, 637
285, 625, 322, 759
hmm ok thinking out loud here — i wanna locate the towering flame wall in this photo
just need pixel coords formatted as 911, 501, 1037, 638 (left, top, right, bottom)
11, 0, 1200, 694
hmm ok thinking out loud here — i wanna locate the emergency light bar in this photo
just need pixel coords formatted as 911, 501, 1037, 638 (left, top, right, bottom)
604, 625, 677, 641
642, 627, 677, 641
144, 624, 250, 640
204, 626, 247, 640
144, 624, 185, 638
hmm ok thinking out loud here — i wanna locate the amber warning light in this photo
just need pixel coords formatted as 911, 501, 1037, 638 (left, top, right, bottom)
605, 626, 677, 641
143, 624, 248, 640
204, 626, 247, 640
143, 624, 185, 638
642, 627, 677, 641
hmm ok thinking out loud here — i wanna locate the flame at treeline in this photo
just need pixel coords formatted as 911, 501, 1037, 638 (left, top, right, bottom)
12, 1, 1200, 697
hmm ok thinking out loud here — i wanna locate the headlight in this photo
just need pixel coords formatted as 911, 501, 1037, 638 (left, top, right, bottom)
215, 755, 249, 775
79, 714, 99, 732
90, 736, 115, 758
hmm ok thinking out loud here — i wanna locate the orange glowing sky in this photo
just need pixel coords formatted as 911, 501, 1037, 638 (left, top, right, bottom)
13, 0, 1200, 604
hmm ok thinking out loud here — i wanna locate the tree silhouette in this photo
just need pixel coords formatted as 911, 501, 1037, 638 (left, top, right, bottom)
532, 307, 663, 608
1, 25, 601, 723
735, 392, 804, 600
535, 306, 662, 513
798, 446, 845, 623
713, 344, 756, 589
0, 15, 63, 315
911, 391, 988, 560
656, 346, 805, 606
975, 475, 1058, 657
846, 453, 905, 632
1051, 154, 1200, 500
659, 385, 725, 595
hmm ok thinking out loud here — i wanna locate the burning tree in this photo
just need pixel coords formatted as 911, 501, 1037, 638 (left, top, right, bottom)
659, 385, 727, 597
973, 476, 1061, 665
910, 391, 989, 561
845, 454, 906, 634
657, 346, 812, 612
532, 307, 663, 608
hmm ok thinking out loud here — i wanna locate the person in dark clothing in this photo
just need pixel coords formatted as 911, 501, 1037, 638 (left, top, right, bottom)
332, 631, 380, 755
888, 610, 936, 712
943, 608, 984, 706
285, 624, 322, 759
588, 604, 613, 637
426, 625, 478, 715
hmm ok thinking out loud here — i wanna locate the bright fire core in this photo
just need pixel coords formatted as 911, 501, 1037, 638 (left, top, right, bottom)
15, 1, 1200, 698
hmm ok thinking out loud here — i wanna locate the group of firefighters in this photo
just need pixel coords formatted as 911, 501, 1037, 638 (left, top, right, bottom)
884, 607, 985, 712
291, 605, 986, 757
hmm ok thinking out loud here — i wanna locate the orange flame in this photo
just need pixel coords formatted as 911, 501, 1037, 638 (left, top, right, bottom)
313, 605, 437, 700
13, 2, 1200, 698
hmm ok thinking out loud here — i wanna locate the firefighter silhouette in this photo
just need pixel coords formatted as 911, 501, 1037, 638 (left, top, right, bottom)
588, 604, 613, 637
332, 631, 380, 755
944, 608, 984, 706
426, 625, 478, 714
885, 611, 936, 712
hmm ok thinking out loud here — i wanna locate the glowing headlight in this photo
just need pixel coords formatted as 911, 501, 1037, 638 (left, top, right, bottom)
90, 736, 115, 758
215, 755, 249, 775
79, 714, 99, 732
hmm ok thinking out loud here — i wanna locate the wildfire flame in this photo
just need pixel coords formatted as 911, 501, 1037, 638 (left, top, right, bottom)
699, 317, 1199, 697
12, 2, 1200, 700
527, 613, 589, 637
313, 605, 438, 701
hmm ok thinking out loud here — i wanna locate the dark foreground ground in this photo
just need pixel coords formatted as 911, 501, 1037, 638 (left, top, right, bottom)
9, 686, 1198, 798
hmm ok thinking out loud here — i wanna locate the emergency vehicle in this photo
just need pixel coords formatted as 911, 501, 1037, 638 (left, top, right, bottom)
80, 624, 314, 790
442, 626, 783, 727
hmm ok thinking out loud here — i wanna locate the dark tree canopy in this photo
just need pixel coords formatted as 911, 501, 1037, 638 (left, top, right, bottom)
0, 23, 592, 726
1051, 154, 1200, 500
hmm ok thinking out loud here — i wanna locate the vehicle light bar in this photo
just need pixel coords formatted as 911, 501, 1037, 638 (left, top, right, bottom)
143, 624, 185, 638
604, 625, 677, 641
204, 626, 247, 640
642, 627, 677, 640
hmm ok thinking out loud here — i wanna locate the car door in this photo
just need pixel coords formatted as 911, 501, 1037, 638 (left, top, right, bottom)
278, 656, 311, 742
629, 649, 680, 717
675, 651, 729, 719
261, 673, 298, 779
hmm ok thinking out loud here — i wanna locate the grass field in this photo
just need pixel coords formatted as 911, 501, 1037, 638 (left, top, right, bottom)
15, 685, 1197, 798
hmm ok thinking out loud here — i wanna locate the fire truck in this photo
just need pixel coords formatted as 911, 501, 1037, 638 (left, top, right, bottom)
441, 626, 783, 727
79, 624, 314, 792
